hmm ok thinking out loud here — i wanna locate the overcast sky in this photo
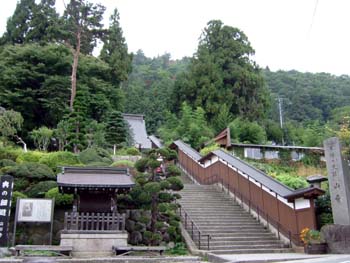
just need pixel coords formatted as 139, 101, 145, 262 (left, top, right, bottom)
1, 0, 350, 76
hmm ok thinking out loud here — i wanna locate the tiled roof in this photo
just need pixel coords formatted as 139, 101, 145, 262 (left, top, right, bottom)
171, 140, 202, 161
204, 149, 294, 197
123, 114, 152, 149
57, 167, 135, 188
149, 135, 163, 148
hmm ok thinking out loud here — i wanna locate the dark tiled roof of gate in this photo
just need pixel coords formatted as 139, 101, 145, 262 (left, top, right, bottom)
205, 150, 294, 197
171, 140, 202, 161
57, 167, 135, 188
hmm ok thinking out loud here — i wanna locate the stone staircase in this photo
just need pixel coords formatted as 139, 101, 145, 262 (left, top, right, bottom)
179, 184, 292, 254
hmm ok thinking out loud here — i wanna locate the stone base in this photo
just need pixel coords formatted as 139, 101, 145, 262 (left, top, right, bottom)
60, 231, 128, 257
321, 224, 350, 254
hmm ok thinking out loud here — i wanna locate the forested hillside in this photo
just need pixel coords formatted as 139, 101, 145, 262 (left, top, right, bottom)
264, 69, 350, 123
122, 51, 190, 133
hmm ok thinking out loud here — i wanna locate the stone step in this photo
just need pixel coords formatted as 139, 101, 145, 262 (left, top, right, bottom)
179, 180, 288, 254
203, 232, 274, 238
199, 229, 270, 234
208, 240, 284, 246
209, 243, 288, 250
210, 248, 293, 254
208, 235, 277, 241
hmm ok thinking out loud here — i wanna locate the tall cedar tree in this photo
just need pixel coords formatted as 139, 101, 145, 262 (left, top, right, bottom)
62, 0, 105, 111
171, 20, 269, 122
100, 8, 132, 86
1, 0, 59, 45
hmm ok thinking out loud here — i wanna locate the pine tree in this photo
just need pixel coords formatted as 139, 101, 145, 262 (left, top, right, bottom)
62, 0, 106, 111
105, 111, 127, 153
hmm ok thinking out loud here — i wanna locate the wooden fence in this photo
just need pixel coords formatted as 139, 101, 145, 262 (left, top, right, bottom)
64, 212, 125, 231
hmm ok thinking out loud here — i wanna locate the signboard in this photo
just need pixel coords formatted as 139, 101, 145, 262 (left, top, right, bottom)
13, 198, 55, 246
17, 199, 53, 223
0, 175, 14, 246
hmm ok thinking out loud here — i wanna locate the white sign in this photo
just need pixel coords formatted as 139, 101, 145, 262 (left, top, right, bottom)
17, 199, 53, 223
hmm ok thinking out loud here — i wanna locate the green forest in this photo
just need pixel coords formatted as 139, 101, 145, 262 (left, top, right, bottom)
1, 1, 349, 152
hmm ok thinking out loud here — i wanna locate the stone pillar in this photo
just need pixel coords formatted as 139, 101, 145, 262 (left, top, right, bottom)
324, 137, 350, 225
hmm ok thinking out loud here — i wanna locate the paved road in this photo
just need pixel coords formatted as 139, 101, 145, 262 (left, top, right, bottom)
276, 255, 350, 263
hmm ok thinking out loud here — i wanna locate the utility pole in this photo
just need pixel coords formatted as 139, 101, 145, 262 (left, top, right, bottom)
277, 97, 285, 145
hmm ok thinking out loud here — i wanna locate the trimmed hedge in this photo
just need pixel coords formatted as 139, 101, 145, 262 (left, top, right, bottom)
16, 151, 46, 163
79, 147, 112, 165
0, 159, 16, 168
26, 181, 57, 197
45, 187, 73, 206
0, 147, 23, 161
7, 162, 55, 179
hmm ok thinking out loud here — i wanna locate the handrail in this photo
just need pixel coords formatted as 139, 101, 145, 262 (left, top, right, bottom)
178, 206, 211, 250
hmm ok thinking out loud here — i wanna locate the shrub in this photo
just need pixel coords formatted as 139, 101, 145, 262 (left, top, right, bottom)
135, 158, 149, 172
79, 147, 112, 165
166, 176, 184, 191
0, 159, 16, 168
111, 160, 134, 168
85, 162, 111, 167
126, 147, 140, 156
12, 191, 27, 208
45, 187, 73, 206
276, 174, 308, 189
39, 151, 80, 171
16, 151, 46, 163
166, 164, 181, 177
13, 178, 30, 192
7, 163, 55, 179
200, 143, 220, 156
26, 181, 57, 197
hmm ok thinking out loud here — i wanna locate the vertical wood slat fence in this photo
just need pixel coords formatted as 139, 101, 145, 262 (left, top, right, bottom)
64, 212, 125, 231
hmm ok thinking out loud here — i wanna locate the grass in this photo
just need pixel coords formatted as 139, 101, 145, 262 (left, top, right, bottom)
164, 243, 188, 256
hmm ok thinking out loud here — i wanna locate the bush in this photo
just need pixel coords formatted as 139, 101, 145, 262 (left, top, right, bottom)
26, 181, 57, 197
126, 147, 140, 156
111, 160, 134, 167
39, 151, 80, 171
0, 159, 16, 168
166, 164, 181, 177
85, 162, 110, 167
135, 158, 149, 172
16, 151, 46, 163
45, 187, 73, 206
7, 163, 55, 179
276, 174, 308, 189
13, 178, 30, 192
0, 146, 22, 161
200, 143, 220, 156
166, 177, 184, 191
12, 191, 27, 208
79, 147, 112, 165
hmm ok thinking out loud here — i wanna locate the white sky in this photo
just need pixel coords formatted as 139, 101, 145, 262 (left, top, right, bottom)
1, 0, 350, 76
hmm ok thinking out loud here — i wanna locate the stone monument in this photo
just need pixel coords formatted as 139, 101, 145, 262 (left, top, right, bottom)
324, 137, 350, 225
